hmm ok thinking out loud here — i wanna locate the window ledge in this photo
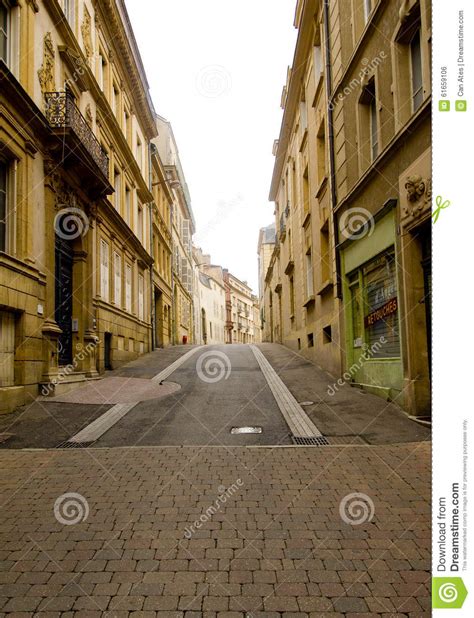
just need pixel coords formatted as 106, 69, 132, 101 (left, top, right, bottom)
303, 295, 315, 307
317, 280, 333, 296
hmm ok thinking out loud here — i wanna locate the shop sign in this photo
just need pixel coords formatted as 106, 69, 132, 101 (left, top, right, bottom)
364, 297, 398, 327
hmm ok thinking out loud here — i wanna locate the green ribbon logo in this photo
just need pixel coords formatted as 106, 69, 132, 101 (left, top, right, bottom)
432, 195, 451, 223
433, 577, 468, 609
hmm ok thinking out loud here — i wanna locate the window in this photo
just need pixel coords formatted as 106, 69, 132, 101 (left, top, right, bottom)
136, 135, 142, 169
114, 169, 121, 211
348, 250, 400, 358
138, 273, 144, 320
370, 96, 378, 161
289, 276, 295, 316
137, 204, 143, 242
112, 83, 119, 118
125, 263, 132, 312
306, 250, 314, 297
114, 251, 121, 306
123, 108, 130, 141
410, 30, 423, 111
100, 239, 109, 301
0, 2, 9, 64
0, 158, 15, 254
307, 332, 314, 348
63, 0, 75, 28
316, 122, 326, 184
0, 160, 8, 252
97, 52, 107, 91
0, 310, 15, 387
323, 325, 332, 344
363, 0, 371, 23
125, 186, 131, 224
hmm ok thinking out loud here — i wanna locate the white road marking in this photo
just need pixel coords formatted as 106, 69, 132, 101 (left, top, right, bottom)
250, 345, 323, 439
67, 346, 202, 444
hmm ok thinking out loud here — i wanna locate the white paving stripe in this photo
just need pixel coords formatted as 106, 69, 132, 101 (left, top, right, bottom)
250, 345, 323, 438
68, 346, 202, 444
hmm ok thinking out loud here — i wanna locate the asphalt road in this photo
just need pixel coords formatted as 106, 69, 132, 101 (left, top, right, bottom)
99, 345, 293, 447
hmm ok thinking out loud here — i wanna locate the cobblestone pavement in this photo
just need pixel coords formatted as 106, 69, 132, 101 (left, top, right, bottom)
0, 442, 431, 617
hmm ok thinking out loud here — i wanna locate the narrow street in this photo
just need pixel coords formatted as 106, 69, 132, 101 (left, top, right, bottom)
0, 344, 431, 616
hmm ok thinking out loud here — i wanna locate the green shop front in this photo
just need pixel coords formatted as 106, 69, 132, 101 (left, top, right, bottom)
340, 205, 404, 404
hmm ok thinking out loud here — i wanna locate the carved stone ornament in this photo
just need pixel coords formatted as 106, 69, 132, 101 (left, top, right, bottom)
405, 175, 426, 202
402, 176, 432, 222
38, 33, 56, 95
81, 8, 93, 60
85, 103, 93, 127
44, 160, 76, 210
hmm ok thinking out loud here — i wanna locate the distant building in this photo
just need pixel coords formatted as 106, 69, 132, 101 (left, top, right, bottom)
154, 115, 195, 345
257, 224, 276, 341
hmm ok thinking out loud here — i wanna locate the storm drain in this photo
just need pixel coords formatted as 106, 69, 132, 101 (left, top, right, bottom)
56, 441, 95, 449
230, 426, 263, 435
292, 435, 330, 446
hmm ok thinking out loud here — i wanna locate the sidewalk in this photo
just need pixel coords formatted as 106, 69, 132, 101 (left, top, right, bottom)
0, 442, 430, 616
257, 344, 431, 445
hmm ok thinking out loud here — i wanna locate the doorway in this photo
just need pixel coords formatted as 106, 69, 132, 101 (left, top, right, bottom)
55, 235, 74, 366
104, 332, 112, 370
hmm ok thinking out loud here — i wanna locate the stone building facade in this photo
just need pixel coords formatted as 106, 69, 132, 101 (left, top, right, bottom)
263, 0, 431, 419
154, 115, 195, 345
1, 0, 156, 412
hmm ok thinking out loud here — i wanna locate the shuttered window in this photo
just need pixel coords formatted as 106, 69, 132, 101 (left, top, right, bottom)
138, 273, 144, 320
125, 263, 132, 313
0, 310, 15, 387
114, 251, 121, 307
100, 239, 109, 301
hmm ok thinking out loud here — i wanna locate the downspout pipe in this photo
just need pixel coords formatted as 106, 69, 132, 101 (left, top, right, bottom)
323, 0, 342, 299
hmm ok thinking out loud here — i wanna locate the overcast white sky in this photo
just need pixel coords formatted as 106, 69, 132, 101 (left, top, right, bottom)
126, 1, 297, 292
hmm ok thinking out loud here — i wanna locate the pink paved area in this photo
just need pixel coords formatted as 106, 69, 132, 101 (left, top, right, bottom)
40, 377, 180, 405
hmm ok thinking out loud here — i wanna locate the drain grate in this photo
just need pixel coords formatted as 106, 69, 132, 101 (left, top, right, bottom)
292, 435, 330, 446
231, 426, 262, 435
56, 441, 94, 449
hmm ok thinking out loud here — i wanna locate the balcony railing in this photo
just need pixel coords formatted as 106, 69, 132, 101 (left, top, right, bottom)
45, 92, 109, 179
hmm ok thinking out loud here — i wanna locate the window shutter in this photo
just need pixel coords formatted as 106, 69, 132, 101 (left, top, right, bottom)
138, 274, 144, 320
114, 252, 121, 306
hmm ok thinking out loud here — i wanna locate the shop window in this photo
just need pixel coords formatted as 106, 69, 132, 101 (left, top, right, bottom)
348, 250, 400, 359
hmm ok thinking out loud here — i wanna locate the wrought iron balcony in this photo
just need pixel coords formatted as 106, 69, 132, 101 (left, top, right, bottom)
45, 92, 109, 180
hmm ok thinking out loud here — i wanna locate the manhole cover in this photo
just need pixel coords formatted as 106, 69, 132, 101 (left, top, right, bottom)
292, 435, 330, 446
230, 426, 262, 434
299, 401, 314, 406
